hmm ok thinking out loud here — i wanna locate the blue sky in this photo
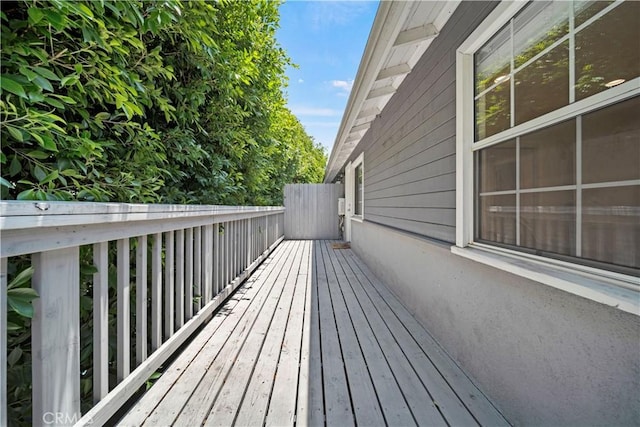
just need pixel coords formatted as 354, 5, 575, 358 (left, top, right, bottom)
276, 1, 379, 154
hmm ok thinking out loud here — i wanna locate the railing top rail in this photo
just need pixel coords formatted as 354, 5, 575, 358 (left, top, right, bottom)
0, 201, 285, 258
0, 201, 285, 230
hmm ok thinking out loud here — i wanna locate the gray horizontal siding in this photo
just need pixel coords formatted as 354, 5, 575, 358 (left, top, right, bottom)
365, 214, 455, 242
346, 1, 497, 243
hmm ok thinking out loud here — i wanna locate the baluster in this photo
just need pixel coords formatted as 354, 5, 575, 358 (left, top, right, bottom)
136, 236, 148, 365
1, 257, 7, 427
203, 224, 213, 304
194, 227, 202, 313
247, 219, 252, 267
117, 238, 131, 382
151, 233, 162, 351
243, 219, 248, 270
93, 242, 109, 403
164, 231, 175, 339
32, 247, 80, 426
213, 224, 219, 296
233, 221, 238, 278
185, 228, 194, 320
176, 230, 185, 329
224, 222, 229, 286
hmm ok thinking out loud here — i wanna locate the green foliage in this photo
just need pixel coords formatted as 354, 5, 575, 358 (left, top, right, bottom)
1, 1, 326, 425
1, 0, 326, 205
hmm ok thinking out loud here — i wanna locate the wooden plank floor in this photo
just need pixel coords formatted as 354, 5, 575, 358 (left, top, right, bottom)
119, 240, 508, 426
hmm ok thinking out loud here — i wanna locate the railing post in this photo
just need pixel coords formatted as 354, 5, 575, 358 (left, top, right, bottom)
1, 257, 7, 427
32, 247, 80, 426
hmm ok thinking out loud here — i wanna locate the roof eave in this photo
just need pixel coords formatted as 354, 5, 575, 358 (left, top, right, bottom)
324, 1, 461, 183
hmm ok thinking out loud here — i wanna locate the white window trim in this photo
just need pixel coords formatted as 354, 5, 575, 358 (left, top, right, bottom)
454, 0, 640, 315
351, 152, 364, 223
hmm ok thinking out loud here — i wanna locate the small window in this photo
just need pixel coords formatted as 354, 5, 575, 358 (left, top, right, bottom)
354, 163, 363, 216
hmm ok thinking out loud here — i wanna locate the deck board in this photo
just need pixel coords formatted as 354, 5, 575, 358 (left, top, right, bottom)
119, 240, 508, 427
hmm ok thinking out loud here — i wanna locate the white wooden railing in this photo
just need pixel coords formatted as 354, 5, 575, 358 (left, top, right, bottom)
0, 201, 285, 426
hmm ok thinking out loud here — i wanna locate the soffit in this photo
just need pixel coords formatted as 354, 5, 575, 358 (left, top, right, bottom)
324, 1, 460, 183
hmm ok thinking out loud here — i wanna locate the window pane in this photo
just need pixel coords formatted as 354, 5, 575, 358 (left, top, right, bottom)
515, 41, 569, 125
478, 140, 516, 193
574, 0, 614, 28
477, 195, 516, 245
582, 186, 640, 269
514, 0, 570, 68
582, 96, 640, 184
475, 24, 511, 95
520, 120, 576, 189
575, 1, 640, 101
475, 81, 510, 140
355, 164, 363, 216
520, 190, 576, 256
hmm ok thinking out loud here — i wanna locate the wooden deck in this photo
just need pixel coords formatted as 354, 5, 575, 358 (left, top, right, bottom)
119, 240, 508, 426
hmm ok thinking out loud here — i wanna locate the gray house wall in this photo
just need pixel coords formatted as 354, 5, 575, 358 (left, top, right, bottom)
351, 220, 640, 426
349, 1, 497, 242
343, 1, 640, 425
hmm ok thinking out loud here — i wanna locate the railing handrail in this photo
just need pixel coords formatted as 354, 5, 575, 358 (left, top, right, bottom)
0, 201, 284, 227
0, 201, 285, 258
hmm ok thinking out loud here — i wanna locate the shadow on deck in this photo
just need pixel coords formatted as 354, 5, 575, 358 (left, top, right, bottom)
118, 240, 508, 426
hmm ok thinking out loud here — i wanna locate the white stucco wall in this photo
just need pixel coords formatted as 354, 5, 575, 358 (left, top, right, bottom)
351, 220, 640, 426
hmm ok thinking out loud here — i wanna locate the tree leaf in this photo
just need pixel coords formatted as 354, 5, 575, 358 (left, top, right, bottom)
40, 170, 59, 185
7, 287, 39, 318
78, 4, 94, 19
42, 9, 66, 31
18, 66, 38, 81
32, 66, 60, 81
8, 267, 34, 290
9, 156, 22, 176
6, 125, 24, 142
60, 168, 82, 178
0, 176, 14, 189
1, 75, 28, 98
39, 135, 58, 152
26, 150, 49, 160
27, 7, 45, 25
32, 75, 53, 92
44, 97, 65, 109
53, 94, 77, 104
33, 165, 46, 182
60, 75, 79, 87
7, 347, 22, 367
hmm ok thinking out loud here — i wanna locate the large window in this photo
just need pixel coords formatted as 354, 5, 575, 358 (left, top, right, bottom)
463, 0, 639, 274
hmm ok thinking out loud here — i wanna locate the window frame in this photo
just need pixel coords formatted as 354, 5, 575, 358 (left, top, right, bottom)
454, 0, 640, 313
352, 152, 364, 222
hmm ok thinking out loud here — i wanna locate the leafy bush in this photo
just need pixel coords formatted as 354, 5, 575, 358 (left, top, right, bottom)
1, 0, 326, 424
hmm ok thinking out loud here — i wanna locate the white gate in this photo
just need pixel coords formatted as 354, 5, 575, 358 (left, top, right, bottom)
284, 184, 344, 239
